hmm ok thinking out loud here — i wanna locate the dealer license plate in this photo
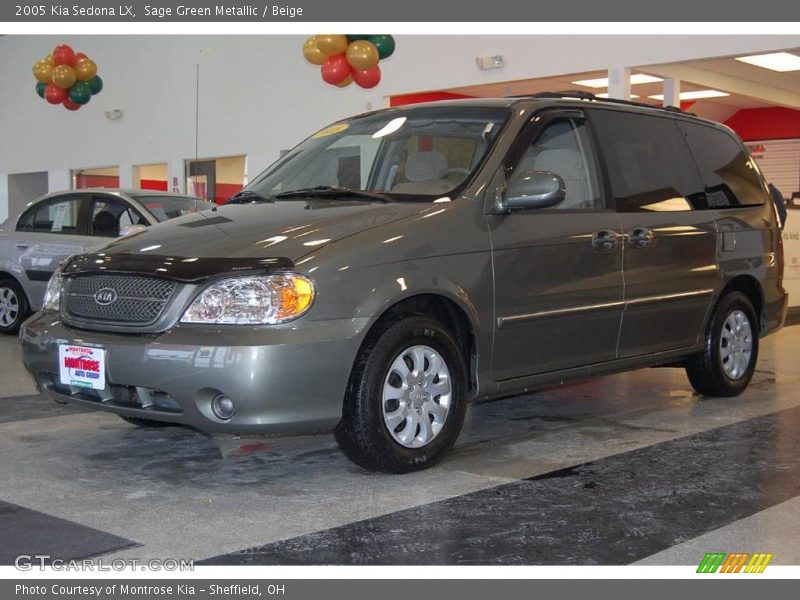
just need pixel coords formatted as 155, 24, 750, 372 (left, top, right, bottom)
58, 344, 106, 390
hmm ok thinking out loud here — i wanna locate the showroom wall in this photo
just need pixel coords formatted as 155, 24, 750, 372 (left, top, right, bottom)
1, 34, 799, 219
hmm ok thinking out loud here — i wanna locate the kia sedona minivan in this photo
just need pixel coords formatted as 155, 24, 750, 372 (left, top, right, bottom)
20, 94, 787, 473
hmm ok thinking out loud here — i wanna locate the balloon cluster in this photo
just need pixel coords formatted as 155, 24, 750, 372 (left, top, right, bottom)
32, 44, 103, 111
303, 35, 395, 89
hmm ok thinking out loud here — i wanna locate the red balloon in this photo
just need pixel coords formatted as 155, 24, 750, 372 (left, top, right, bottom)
352, 64, 381, 89
53, 45, 76, 67
75, 52, 88, 61
63, 98, 81, 111
44, 83, 67, 104
320, 54, 351, 85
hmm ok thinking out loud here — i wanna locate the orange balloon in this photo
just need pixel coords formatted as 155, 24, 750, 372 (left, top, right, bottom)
51, 64, 76, 89
32, 59, 54, 83
315, 34, 348, 56
345, 40, 379, 71
74, 58, 97, 82
336, 74, 353, 88
302, 36, 327, 65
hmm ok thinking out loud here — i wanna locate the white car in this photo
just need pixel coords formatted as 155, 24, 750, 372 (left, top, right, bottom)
0, 189, 213, 333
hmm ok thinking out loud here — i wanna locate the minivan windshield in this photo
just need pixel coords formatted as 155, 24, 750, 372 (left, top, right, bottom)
242, 105, 510, 203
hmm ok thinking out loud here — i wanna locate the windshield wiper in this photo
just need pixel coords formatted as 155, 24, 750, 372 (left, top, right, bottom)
275, 186, 391, 202
225, 189, 275, 204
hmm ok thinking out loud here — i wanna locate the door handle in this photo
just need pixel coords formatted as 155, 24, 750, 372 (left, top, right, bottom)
15, 242, 29, 250
591, 229, 620, 252
627, 227, 654, 249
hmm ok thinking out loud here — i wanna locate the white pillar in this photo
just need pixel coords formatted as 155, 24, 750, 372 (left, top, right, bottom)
48, 169, 71, 192
118, 163, 134, 189
663, 78, 681, 108
608, 67, 631, 100
167, 158, 184, 194
0, 174, 8, 222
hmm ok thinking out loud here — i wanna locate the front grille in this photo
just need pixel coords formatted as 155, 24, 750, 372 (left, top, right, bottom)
62, 273, 177, 325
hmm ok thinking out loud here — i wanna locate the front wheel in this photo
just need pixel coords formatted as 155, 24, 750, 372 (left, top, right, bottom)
335, 316, 468, 473
685, 291, 759, 397
0, 278, 29, 335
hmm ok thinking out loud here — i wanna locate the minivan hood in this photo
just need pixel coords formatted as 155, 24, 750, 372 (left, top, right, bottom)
100, 200, 429, 261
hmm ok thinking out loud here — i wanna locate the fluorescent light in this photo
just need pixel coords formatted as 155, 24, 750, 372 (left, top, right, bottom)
648, 90, 730, 101
571, 74, 662, 88
596, 93, 640, 99
735, 52, 800, 72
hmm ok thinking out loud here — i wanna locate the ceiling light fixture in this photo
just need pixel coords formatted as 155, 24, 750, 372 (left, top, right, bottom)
595, 93, 640, 99
648, 90, 730, 101
735, 52, 800, 72
571, 74, 662, 88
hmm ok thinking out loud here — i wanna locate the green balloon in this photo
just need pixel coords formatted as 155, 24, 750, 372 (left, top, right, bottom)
69, 82, 92, 105
36, 81, 46, 99
87, 75, 103, 95
368, 35, 395, 59
346, 35, 368, 42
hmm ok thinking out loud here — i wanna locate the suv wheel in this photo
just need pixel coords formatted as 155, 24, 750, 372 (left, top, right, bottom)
685, 291, 759, 397
0, 278, 29, 335
335, 316, 467, 473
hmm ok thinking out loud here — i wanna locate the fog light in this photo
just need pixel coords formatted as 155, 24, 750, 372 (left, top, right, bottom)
211, 394, 235, 420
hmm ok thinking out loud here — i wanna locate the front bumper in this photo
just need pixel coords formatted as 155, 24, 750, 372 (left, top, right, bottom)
20, 312, 370, 434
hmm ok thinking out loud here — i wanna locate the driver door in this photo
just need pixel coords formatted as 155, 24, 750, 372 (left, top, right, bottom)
488, 110, 624, 380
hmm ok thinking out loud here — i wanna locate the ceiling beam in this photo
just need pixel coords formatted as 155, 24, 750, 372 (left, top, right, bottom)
642, 63, 800, 110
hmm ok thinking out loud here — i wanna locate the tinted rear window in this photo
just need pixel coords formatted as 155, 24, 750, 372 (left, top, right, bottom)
676, 121, 766, 208
589, 109, 705, 212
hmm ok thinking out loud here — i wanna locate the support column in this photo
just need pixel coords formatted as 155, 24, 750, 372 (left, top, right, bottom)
167, 158, 184, 194
48, 169, 70, 192
663, 78, 681, 108
117, 163, 133, 189
607, 67, 631, 100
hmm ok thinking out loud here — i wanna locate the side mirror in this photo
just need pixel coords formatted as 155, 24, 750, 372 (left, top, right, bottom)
502, 171, 566, 211
119, 223, 147, 237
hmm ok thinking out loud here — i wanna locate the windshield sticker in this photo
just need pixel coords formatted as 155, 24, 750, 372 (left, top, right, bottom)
313, 123, 349, 138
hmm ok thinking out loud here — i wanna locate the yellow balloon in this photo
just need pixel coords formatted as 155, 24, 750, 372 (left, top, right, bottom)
74, 58, 97, 82
32, 59, 54, 83
51, 64, 76, 90
336, 74, 353, 88
345, 40, 379, 71
315, 34, 348, 56
302, 36, 327, 65
44, 53, 55, 66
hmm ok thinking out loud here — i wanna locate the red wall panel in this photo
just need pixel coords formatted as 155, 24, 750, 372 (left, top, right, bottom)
725, 107, 800, 142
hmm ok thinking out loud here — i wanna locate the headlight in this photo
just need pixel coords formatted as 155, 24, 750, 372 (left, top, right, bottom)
181, 274, 315, 325
42, 268, 64, 312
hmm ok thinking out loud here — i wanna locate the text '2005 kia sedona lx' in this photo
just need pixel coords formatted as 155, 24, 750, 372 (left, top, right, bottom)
20, 93, 787, 472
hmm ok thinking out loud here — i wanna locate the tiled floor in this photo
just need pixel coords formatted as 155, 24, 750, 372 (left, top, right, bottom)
1, 324, 799, 565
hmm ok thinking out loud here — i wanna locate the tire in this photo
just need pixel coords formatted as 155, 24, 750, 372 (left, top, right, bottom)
0, 278, 29, 335
335, 316, 468, 473
685, 291, 759, 397
119, 415, 176, 428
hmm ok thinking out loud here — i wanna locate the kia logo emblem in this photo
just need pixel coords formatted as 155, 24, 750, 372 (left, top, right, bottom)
94, 288, 118, 305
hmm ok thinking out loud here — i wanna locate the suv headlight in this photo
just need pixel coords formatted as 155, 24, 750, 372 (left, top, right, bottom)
42, 268, 64, 312
181, 274, 315, 325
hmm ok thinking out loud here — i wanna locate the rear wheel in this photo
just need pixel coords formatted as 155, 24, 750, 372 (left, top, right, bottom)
0, 278, 29, 335
335, 316, 467, 473
685, 291, 759, 397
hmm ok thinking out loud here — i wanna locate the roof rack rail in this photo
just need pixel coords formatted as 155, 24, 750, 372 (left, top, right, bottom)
515, 90, 693, 115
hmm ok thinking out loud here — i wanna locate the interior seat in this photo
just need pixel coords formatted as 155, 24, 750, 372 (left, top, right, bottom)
92, 211, 119, 236
391, 150, 453, 195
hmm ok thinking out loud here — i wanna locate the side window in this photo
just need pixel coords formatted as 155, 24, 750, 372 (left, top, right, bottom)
16, 196, 83, 234
677, 121, 766, 208
91, 196, 145, 237
590, 110, 705, 212
509, 118, 603, 210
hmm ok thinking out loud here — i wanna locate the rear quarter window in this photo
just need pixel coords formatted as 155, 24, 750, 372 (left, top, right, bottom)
677, 121, 767, 208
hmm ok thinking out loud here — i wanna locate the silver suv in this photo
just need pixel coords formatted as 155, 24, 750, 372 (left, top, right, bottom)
0, 189, 212, 333
20, 95, 788, 472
